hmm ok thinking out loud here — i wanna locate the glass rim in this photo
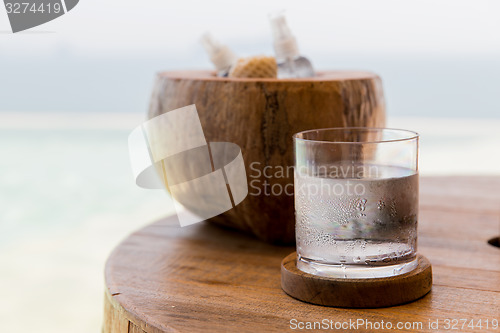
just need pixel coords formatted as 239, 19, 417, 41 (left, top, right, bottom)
293, 127, 419, 144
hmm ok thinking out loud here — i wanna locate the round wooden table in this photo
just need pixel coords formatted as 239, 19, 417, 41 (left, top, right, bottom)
103, 177, 500, 333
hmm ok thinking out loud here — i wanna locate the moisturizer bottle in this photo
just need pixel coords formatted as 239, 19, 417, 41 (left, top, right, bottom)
201, 33, 238, 77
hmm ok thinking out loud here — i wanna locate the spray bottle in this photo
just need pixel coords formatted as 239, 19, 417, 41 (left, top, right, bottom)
269, 12, 314, 78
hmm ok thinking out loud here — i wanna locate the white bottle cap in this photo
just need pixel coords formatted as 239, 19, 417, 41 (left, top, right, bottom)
200, 33, 237, 72
269, 12, 299, 61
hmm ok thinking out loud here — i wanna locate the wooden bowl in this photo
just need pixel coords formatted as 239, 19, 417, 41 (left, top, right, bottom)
148, 70, 386, 243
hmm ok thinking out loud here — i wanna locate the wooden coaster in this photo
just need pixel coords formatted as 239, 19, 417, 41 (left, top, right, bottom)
281, 252, 432, 308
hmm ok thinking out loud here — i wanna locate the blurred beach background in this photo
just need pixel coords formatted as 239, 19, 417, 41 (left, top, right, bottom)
1, 0, 499, 332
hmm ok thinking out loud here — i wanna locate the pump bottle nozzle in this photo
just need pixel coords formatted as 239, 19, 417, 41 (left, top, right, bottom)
200, 33, 237, 76
269, 12, 299, 61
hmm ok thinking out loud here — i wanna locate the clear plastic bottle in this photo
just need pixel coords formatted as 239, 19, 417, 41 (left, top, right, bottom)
269, 13, 315, 78
200, 33, 238, 77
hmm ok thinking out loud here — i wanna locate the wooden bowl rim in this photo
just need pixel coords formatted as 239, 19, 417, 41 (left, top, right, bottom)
156, 70, 380, 82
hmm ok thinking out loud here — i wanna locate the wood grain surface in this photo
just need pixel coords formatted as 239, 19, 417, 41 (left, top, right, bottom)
147, 70, 386, 243
103, 176, 500, 333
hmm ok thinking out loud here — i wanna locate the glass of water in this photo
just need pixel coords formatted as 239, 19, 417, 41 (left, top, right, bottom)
294, 128, 419, 279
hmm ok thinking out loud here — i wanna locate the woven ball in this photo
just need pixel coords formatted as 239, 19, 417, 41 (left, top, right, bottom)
229, 56, 277, 78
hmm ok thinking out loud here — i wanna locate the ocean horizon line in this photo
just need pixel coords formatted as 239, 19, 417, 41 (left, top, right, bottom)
1, 111, 500, 130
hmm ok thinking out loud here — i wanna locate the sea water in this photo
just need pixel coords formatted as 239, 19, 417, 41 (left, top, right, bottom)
295, 165, 419, 278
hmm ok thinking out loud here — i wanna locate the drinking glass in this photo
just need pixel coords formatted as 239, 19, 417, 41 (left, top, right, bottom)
294, 128, 419, 278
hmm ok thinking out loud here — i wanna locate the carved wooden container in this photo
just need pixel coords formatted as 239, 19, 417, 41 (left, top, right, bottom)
148, 71, 386, 243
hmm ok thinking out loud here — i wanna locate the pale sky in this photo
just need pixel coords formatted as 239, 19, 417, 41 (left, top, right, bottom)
0, 0, 499, 116
1, 0, 499, 58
